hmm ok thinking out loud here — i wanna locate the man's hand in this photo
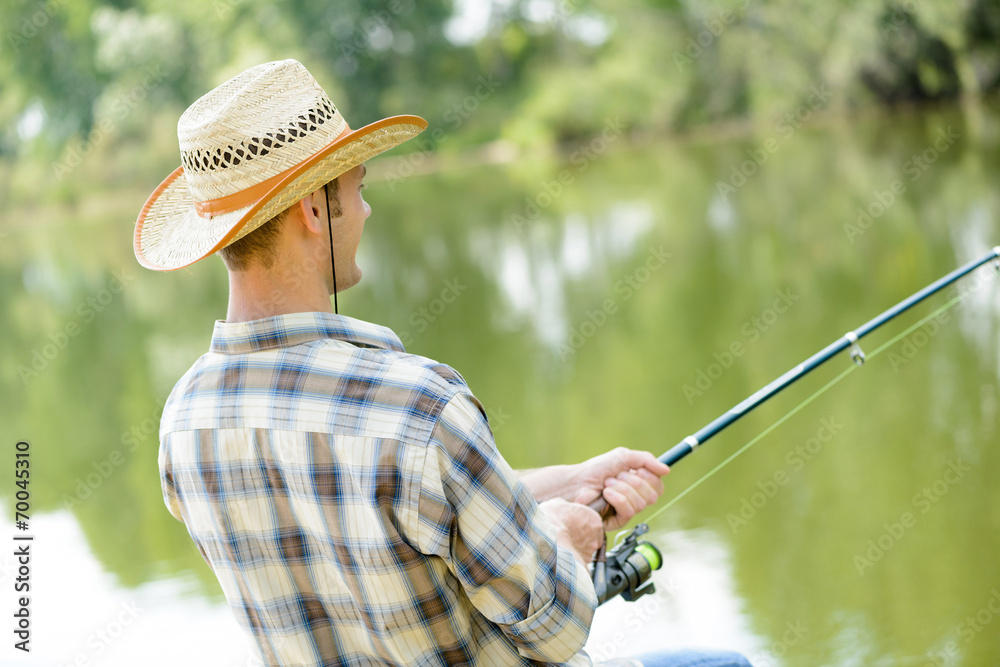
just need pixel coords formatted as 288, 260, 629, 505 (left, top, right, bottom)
571, 448, 669, 531
538, 498, 605, 566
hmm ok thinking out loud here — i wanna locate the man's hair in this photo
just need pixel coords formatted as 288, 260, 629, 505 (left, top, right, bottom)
219, 178, 341, 271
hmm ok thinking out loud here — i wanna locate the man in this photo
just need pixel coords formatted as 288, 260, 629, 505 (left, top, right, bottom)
136, 60, 751, 667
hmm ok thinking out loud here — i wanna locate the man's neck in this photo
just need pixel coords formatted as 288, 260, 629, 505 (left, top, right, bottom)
225, 264, 334, 323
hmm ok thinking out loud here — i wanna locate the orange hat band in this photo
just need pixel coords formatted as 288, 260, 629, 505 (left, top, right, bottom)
193, 125, 351, 217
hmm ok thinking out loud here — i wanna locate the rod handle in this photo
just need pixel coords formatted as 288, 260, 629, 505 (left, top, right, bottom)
588, 496, 614, 520
586, 439, 696, 520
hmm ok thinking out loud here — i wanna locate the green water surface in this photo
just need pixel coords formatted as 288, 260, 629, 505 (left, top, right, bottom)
3, 105, 999, 666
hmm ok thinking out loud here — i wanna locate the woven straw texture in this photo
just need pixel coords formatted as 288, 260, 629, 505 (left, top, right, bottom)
134, 60, 426, 271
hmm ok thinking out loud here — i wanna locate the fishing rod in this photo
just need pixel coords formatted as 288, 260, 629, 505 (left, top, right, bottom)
592, 246, 1000, 604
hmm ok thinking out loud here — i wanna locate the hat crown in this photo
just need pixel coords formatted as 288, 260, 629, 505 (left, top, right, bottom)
134, 58, 427, 271
176, 59, 348, 203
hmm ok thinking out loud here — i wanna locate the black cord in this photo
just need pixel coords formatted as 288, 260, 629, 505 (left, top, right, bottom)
326, 183, 339, 314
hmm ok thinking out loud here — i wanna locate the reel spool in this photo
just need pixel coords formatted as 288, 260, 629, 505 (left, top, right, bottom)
591, 523, 662, 604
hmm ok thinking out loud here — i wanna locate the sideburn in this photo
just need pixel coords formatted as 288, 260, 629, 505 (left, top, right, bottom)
326, 178, 342, 218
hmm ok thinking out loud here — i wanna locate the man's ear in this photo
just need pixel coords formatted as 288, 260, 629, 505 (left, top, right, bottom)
293, 192, 325, 235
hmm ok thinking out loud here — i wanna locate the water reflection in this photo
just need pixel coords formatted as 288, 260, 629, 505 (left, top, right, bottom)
2, 105, 1000, 665
491, 201, 656, 351
587, 527, 765, 662
1, 504, 252, 667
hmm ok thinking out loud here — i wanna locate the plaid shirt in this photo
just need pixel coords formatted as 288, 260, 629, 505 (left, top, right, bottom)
159, 312, 598, 666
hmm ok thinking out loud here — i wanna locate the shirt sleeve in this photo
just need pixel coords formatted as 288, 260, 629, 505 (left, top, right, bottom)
158, 438, 184, 523
416, 392, 597, 663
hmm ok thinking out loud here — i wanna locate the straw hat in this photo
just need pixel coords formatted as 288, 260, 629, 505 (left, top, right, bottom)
134, 59, 427, 270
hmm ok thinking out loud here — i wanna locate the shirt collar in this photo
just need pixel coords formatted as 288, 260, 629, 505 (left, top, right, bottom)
209, 312, 406, 354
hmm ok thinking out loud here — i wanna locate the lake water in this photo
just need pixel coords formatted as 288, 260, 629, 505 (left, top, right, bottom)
3, 103, 999, 666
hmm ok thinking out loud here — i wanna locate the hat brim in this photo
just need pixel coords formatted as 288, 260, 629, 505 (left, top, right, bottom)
134, 115, 427, 271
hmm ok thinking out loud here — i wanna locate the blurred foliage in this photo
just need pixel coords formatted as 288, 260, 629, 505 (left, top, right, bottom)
3, 2, 1000, 662
3, 0, 1000, 173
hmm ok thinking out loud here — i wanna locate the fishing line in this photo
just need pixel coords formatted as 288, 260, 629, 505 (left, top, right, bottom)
325, 182, 338, 314
595, 253, 998, 601
625, 289, 973, 536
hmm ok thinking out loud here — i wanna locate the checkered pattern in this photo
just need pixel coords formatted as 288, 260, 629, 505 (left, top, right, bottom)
159, 312, 598, 666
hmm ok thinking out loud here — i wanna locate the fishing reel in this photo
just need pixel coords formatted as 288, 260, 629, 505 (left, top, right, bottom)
590, 523, 662, 605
